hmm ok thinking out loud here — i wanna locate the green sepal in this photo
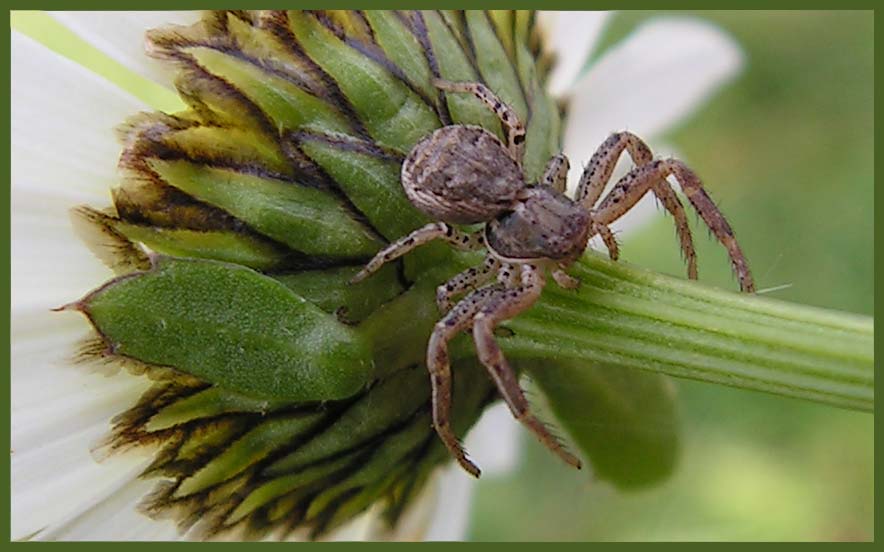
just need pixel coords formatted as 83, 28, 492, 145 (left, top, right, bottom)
272, 263, 403, 323
175, 411, 326, 497
513, 11, 562, 182
304, 412, 432, 520
263, 365, 431, 476
378, 362, 494, 524
146, 387, 295, 431
488, 11, 516, 59
309, 358, 493, 531
465, 11, 529, 122
172, 419, 246, 465
421, 11, 505, 136
297, 139, 425, 241
76, 256, 373, 401
114, 222, 290, 271
287, 11, 440, 152
146, 158, 382, 258
361, 11, 437, 103
185, 46, 355, 135
226, 449, 364, 525
527, 360, 680, 490
157, 124, 293, 178
173, 66, 267, 131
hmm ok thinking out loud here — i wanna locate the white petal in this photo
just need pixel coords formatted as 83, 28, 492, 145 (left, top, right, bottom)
422, 465, 475, 541
464, 402, 521, 476
10, 31, 146, 310
418, 404, 522, 541
563, 18, 744, 188
11, 310, 149, 451
47, 11, 201, 89
34, 478, 180, 541
19, 454, 154, 541
538, 11, 613, 96
11, 33, 156, 538
12, 419, 151, 541
10, 30, 138, 200
328, 508, 386, 542
11, 210, 114, 312
11, 308, 153, 539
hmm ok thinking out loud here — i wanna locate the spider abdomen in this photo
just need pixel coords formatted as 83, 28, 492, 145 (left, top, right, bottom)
485, 187, 591, 262
401, 125, 524, 224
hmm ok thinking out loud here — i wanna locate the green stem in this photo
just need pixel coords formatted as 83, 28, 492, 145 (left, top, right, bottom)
359, 252, 873, 412
507, 253, 873, 412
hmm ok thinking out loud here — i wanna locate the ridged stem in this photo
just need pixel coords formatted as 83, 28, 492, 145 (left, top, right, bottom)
505, 252, 873, 411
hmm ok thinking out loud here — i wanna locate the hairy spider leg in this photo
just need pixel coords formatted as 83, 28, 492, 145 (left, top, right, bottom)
433, 78, 527, 166
427, 284, 507, 477
472, 264, 582, 471
594, 160, 755, 293
436, 255, 501, 313
592, 222, 620, 261
541, 153, 569, 193
577, 132, 698, 279
351, 222, 484, 283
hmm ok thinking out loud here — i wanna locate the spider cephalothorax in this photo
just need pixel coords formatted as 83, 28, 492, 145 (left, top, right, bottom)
353, 79, 755, 477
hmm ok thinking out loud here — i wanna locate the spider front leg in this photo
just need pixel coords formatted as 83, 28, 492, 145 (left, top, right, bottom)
472, 264, 582, 471
592, 222, 620, 261
436, 255, 500, 313
351, 222, 483, 283
541, 153, 569, 193
496, 262, 520, 288
433, 78, 526, 165
578, 132, 697, 279
595, 160, 756, 292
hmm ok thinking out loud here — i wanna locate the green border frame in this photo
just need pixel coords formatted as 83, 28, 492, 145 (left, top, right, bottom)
3, 3, 879, 546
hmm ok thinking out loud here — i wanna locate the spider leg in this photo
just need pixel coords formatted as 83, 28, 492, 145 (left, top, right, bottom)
436, 255, 501, 313
428, 283, 506, 478
433, 78, 526, 165
592, 222, 619, 261
351, 222, 483, 283
552, 266, 580, 289
540, 153, 569, 193
595, 160, 755, 292
496, 262, 521, 288
577, 132, 697, 280
472, 264, 582, 470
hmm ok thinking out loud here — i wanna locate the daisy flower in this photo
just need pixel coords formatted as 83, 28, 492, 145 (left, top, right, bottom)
11, 10, 743, 541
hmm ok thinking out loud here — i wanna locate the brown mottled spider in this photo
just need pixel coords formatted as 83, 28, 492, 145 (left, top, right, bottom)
352, 79, 755, 478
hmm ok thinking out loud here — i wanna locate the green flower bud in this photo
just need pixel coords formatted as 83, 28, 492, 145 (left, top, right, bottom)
67, 9, 564, 539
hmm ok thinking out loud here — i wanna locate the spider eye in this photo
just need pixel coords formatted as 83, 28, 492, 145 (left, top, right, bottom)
513, 134, 525, 145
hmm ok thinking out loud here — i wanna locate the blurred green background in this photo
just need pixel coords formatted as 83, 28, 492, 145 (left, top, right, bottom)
470, 11, 873, 541
12, 9, 873, 542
